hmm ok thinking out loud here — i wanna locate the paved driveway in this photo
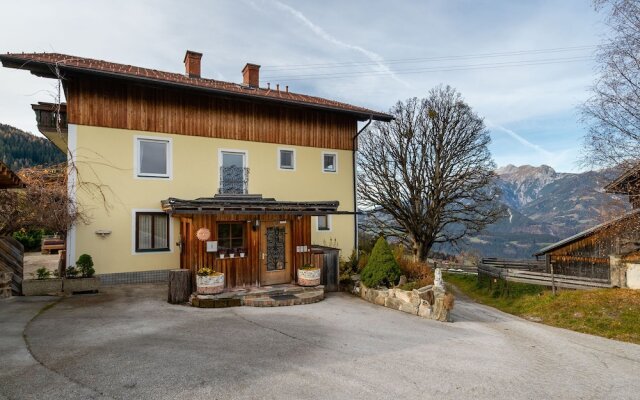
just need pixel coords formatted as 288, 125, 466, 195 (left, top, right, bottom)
1, 284, 639, 400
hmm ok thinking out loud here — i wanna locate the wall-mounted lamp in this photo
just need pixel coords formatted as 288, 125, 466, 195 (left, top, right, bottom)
95, 230, 112, 238
252, 219, 260, 231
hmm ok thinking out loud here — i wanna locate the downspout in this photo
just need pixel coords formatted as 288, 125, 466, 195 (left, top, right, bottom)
352, 116, 373, 255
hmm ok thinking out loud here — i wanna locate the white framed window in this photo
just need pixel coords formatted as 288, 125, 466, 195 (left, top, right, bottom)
316, 215, 331, 231
322, 152, 337, 173
135, 136, 172, 179
278, 148, 296, 171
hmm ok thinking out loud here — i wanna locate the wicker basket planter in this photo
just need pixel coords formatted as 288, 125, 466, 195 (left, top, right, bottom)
196, 273, 225, 294
298, 267, 321, 287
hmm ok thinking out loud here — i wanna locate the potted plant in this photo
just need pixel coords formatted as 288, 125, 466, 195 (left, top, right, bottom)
239, 248, 246, 258
64, 254, 100, 294
22, 267, 63, 296
196, 267, 225, 294
298, 263, 321, 287
229, 248, 236, 258
219, 249, 227, 259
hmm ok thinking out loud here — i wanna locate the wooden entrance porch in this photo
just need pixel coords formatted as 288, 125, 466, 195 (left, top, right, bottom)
162, 195, 341, 290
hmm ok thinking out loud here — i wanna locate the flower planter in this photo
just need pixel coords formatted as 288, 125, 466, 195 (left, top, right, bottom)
297, 268, 321, 287
22, 278, 63, 296
197, 273, 225, 294
64, 277, 100, 294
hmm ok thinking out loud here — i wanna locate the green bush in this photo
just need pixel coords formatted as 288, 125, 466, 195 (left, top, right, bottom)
65, 266, 79, 278
360, 237, 401, 288
35, 267, 51, 280
76, 254, 95, 278
12, 229, 47, 251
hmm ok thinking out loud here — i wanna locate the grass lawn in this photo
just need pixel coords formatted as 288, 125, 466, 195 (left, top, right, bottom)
446, 273, 640, 344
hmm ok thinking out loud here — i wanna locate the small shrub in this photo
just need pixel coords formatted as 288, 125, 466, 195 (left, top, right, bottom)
299, 263, 319, 270
393, 245, 434, 288
12, 229, 48, 252
360, 237, 401, 288
35, 267, 51, 280
65, 266, 79, 278
339, 250, 359, 284
76, 254, 95, 278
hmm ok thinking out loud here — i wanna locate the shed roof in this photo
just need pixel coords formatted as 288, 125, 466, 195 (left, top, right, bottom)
0, 52, 393, 122
534, 208, 640, 256
161, 194, 342, 215
0, 161, 24, 189
604, 163, 640, 195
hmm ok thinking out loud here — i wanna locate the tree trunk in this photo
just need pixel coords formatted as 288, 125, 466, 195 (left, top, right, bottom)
168, 269, 191, 304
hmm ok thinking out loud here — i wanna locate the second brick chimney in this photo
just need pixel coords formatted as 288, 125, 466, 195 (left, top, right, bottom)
184, 50, 202, 78
242, 63, 260, 87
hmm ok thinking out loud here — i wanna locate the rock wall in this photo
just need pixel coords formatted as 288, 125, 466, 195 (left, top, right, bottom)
355, 282, 453, 322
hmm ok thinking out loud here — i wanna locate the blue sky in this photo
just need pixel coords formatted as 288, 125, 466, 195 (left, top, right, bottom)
0, 0, 605, 172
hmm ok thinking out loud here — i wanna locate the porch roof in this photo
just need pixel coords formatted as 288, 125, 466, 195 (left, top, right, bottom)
161, 194, 343, 215
0, 161, 24, 189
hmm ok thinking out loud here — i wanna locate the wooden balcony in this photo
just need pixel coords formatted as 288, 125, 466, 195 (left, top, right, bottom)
31, 102, 67, 134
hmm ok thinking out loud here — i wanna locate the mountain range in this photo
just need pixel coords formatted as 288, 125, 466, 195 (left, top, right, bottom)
0, 123, 65, 170
452, 164, 630, 259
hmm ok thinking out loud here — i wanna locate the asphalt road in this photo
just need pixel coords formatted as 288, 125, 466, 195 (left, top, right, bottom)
1, 284, 639, 399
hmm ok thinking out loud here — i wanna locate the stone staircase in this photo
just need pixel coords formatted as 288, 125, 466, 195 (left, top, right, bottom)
191, 285, 324, 308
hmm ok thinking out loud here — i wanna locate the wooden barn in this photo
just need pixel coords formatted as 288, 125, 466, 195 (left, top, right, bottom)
535, 165, 640, 289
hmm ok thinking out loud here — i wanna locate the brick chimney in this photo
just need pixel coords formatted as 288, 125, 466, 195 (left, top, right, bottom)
184, 50, 202, 78
242, 63, 260, 87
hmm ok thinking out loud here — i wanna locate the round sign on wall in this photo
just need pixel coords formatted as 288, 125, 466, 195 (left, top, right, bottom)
196, 228, 211, 242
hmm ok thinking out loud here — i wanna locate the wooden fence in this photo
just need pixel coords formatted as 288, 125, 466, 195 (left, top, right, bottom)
479, 258, 612, 290
0, 236, 24, 295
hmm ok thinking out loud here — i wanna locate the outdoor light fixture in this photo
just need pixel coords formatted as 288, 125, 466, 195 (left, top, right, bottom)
252, 219, 260, 231
95, 230, 112, 238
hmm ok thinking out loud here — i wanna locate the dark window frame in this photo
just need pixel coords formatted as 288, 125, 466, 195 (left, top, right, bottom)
135, 212, 170, 253
217, 222, 246, 251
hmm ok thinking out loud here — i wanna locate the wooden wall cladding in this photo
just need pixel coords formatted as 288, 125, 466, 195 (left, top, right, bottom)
66, 76, 357, 150
187, 214, 312, 288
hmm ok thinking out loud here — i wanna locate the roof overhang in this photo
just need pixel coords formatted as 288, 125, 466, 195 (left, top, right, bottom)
604, 164, 640, 195
534, 208, 640, 256
0, 54, 393, 122
0, 161, 25, 189
161, 195, 347, 216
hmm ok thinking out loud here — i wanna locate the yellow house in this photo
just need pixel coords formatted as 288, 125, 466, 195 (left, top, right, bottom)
1, 51, 391, 289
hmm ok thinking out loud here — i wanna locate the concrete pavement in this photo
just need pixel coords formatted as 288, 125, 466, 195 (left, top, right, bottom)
1, 284, 639, 399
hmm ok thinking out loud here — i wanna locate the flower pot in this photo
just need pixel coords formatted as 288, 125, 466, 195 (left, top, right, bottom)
64, 277, 100, 294
298, 268, 321, 287
229, 253, 235, 258
219, 254, 225, 259
22, 278, 63, 296
196, 274, 225, 294
240, 252, 245, 258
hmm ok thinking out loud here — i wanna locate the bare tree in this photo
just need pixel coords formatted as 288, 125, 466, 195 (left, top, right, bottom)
358, 85, 504, 261
581, 0, 640, 169
0, 163, 85, 237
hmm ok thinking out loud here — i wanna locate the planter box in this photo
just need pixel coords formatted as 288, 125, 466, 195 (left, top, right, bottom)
64, 277, 100, 294
197, 274, 225, 294
298, 268, 321, 287
22, 278, 63, 296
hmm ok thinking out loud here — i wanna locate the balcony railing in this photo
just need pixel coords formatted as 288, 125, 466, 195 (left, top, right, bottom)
218, 166, 249, 195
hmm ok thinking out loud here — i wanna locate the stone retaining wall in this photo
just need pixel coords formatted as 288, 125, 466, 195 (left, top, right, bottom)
355, 283, 453, 322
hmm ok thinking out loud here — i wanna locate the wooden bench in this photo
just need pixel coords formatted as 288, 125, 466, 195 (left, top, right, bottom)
41, 238, 65, 254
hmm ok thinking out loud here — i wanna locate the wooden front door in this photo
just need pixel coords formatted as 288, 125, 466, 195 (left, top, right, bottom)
180, 217, 193, 272
260, 220, 291, 286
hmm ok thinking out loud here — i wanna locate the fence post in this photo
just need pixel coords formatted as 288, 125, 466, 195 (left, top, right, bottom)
546, 254, 556, 295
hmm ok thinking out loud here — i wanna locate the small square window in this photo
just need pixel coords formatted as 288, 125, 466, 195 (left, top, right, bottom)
317, 215, 330, 231
279, 149, 295, 170
323, 153, 337, 173
137, 138, 170, 178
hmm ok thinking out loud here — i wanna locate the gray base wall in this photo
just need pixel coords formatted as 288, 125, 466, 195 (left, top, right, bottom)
98, 270, 169, 286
